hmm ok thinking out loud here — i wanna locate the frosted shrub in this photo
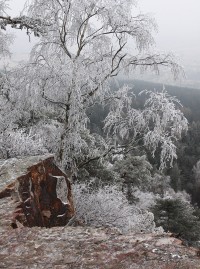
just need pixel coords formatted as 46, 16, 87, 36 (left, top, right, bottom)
133, 189, 158, 211
0, 129, 47, 158
73, 183, 156, 233
162, 188, 191, 202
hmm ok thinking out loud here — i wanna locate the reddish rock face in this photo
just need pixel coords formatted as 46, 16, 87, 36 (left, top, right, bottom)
0, 226, 200, 269
0, 155, 75, 228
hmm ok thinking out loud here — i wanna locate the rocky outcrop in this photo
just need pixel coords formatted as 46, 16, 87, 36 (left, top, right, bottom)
0, 156, 200, 268
0, 226, 200, 269
0, 155, 75, 228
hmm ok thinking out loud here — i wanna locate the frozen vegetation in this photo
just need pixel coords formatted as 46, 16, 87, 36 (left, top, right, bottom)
0, 0, 200, 252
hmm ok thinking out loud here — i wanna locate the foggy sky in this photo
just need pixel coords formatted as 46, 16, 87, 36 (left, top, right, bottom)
5, 0, 200, 87
141, 0, 200, 49
139, 0, 200, 87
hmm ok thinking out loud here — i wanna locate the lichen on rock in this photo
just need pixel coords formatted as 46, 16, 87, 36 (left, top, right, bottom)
0, 155, 75, 228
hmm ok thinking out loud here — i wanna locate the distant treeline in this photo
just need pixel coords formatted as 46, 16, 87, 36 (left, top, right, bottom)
127, 79, 200, 122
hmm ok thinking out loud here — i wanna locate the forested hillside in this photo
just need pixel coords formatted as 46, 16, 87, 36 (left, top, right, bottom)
88, 79, 200, 242
122, 80, 200, 205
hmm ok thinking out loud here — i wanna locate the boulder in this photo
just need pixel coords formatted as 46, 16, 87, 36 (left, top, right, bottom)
0, 155, 75, 228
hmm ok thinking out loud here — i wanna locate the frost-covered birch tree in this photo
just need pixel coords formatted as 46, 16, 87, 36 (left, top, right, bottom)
1, 0, 188, 173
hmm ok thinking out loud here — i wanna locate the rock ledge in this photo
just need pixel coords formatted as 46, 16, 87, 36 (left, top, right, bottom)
0, 226, 200, 269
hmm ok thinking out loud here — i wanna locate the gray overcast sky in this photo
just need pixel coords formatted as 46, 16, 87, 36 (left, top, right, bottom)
139, 0, 200, 87
6, 0, 200, 87
141, 0, 200, 47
